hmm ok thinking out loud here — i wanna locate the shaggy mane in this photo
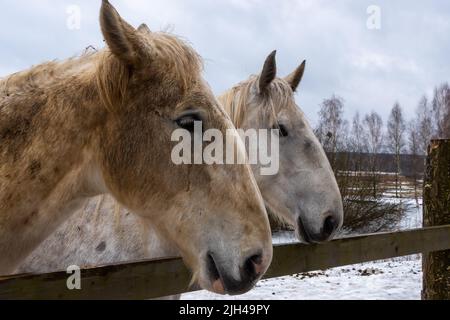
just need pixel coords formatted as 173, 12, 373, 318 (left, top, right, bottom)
1, 31, 203, 113
96, 31, 203, 111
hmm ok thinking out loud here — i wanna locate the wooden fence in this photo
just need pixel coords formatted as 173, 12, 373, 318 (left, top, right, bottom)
0, 139, 448, 300
0, 225, 449, 300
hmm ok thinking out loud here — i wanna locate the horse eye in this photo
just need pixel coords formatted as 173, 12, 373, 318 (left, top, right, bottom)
176, 113, 202, 132
274, 123, 289, 137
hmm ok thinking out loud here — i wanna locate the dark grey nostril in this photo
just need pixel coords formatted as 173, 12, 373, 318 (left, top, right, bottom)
323, 216, 338, 237
206, 252, 220, 281
243, 253, 264, 281
207, 251, 264, 295
297, 216, 313, 243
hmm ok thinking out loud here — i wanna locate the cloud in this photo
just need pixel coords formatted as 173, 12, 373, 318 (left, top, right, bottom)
0, 0, 448, 126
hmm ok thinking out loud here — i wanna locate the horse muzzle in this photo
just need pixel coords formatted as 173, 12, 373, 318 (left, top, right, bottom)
205, 250, 269, 295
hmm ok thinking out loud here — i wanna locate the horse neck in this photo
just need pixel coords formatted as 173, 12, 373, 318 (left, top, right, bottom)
0, 55, 108, 274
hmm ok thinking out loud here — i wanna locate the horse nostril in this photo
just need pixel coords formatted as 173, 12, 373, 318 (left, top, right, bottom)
323, 216, 338, 238
243, 253, 264, 281
206, 252, 221, 281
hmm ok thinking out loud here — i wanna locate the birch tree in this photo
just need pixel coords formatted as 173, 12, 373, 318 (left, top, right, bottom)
387, 102, 406, 198
315, 95, 348, 171
408, 119, 420, 203
416, 96, 433, 155
364, 111, 384, 197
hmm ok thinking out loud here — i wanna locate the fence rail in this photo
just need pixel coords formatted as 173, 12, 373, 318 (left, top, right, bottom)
0, 225, 449, 300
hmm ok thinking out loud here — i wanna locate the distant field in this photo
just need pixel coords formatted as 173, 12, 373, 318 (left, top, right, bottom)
337, 171, 422, 199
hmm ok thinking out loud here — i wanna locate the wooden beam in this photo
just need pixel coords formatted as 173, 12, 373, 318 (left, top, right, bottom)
0, 226, 449, 300
266, 225, 450, 279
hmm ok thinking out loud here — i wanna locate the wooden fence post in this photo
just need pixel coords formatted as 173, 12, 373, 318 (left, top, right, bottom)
422, 139, 450, 300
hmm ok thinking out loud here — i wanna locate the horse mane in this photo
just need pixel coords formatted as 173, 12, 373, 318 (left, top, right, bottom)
1, 31, 203, 113
218, 75, 295, 129
96, 31, 203, 111
0, 51, 94, 95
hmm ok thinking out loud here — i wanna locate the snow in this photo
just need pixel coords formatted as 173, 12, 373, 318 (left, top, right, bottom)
182, 256, 422, 300
182, 199, 425, 300
397, 199, 422, 230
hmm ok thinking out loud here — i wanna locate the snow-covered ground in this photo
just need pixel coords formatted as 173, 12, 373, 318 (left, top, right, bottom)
182, 257, 422, 300
183, 199, 424, 300
396, 199, 422, 230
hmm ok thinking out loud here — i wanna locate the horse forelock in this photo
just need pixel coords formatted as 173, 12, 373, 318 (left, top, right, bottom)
95, 31, 203, 112
151, 32, 203, 87
219, 75, 296, 129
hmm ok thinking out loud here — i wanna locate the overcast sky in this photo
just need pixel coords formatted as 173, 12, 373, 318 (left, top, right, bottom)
0, 0, 449, 125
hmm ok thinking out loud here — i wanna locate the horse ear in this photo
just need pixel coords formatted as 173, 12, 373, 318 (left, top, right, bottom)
285, 60, 306, 92
259, 50, 277, 93
138, 23, 152, 35
100, 0, 144, 65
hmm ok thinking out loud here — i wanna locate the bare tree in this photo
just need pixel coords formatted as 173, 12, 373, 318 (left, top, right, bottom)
314, 103, 407, 235
364, 111, 384, 197
347, 112, 367, 172
350, 113, 367, 152
432, 83, 450, 138
443, 87, 450, 138
365, 111, 384, 155
315, 95, 348, 170
342, 111, 407, 233
408, 119, 420, 203
387, 102, 406, 198
416, 95, 434, 155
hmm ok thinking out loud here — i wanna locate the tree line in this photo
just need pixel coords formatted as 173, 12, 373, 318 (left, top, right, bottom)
313, 82, 449, 234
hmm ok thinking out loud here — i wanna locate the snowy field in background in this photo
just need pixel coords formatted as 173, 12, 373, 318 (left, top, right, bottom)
183, 199, 424, 300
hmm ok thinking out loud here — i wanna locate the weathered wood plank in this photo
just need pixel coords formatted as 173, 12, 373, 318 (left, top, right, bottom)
0, 226, 449, 300
266, 225, 450, 279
